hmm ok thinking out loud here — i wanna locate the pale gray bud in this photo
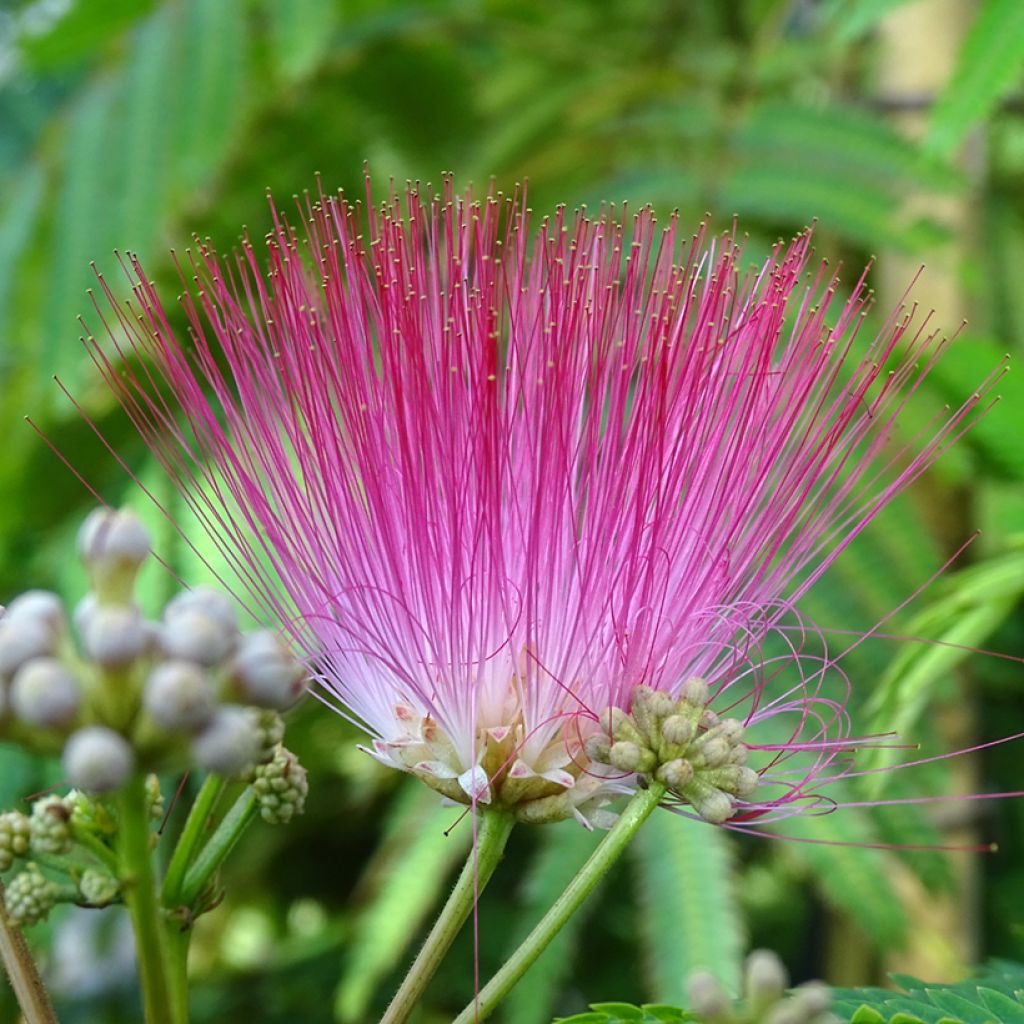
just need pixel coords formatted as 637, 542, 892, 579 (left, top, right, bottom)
63, 727, 135, 794
745, 949, 788, 1012
28, 795, 72, 856
4, 591, 67, 637
78, 508, 151, 570
82, 604, 148, 668
10, 657, 81, 729
191, 705, 259, 776
0, 618, 54, 676
694, 789, 734, 825
144, 660, 216, 731
159, 610, 235, 667
687, 969, 731, 1022
679, 676, 710, 707
165, 587, 238, 635
229, 630, 306, 710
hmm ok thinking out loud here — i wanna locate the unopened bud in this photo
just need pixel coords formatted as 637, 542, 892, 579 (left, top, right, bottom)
82, 604, 148, 667
28, 795, 72, 855
146, 774, 165, 821
697, 737, 731, 768
229, 630, 305, 709
4, 591, 67, 638
4, 864, 58, 926
687, 969, 731, 1022
745, 949, 788, 1012
159, 610, 235, 667
144, 660, 216, 731
79, 868, 119, 906
657, 757, 694, 790
583, 732, 611, 762
789, 982, 832, 1018
10, 657, 81, 729
679, 677, 710, 707
693, 789, 733, 825
252, 746, 308, 824
192, 705, 259, 776
78, 508, 151, 603
165, 587, 238, 634
661, 714, 695, 748
0, 811, 30, 871
63, 727, 135, 794
608, 740, 654, 773
249, 709, 285, 763
0, 618, 54, 676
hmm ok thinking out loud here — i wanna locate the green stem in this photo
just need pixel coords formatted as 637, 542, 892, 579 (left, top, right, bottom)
161, 775, 226, 908
0, 880, 59, 1024
180, 787, 258, 907
70, 823, 119, 873
165, 923, 191, 1024
452, 783, 666, 1024
118, 776, 180, 1024
380, 807, 516, 1024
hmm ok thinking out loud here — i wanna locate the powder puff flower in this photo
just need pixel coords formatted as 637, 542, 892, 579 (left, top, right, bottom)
77, 179, 998, 829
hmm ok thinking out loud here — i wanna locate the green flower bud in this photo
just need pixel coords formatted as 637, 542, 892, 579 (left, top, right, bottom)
660, 713, 695, 748
4, 864, 58, 926
10, 657, 81, 729
583, 731, 611, 763
144, 660, 216, 731
608, 740, 655, 774
0, 811, 31, 871
679, 676, 710, 708
79, 868, 119, 906
249, 709, 285, 764
656, 757, 694, 790
63, 727, 135, 794
191, 705, 259, 776
29, 795, 72, 856
252, 746, 308, 824
146, 774, 165, 821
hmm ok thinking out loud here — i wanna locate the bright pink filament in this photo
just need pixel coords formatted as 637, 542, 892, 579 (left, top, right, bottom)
81, 178, 1000, 817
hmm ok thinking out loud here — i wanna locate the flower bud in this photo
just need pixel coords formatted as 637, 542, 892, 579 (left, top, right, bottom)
4, 864, 59, 926
146, 774, 165, 821
745, 949, 788, 1013
608, 740, 654, 773
28, 795, 72, 856
250, 709, 285, 763
158, 610, 235, 667
81, 604, 148, 668
661, 714, 695, 748
79, 868, 119, 906
191, 705, 259, 776
679, 676, 710, 707
10, 658, 81, 729
143, 660, 216, 731
63, 727, 135, 794
78, 508, 151, 603
0, 811, 30, 871
687, 968, 731, 1022
229, 630, 305, 710
165, 587, 238, 635
693, 789, 733, 825
4, 591, 67, 637
0, 618, 54, 676
252, 746, 308, 824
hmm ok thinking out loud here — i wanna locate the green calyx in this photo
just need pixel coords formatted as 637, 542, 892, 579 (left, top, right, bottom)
585, 680, 758, 824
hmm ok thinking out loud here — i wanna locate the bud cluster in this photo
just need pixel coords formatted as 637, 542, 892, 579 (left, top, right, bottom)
0, 507, 308, 794
687, 950, 838, 1024
0, 507, 312, 928
585, 680, 758, 824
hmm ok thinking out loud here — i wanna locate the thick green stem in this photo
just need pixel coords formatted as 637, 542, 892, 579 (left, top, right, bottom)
165, 923, 191, 1024
161, 775, 225, 908
452, 783, 666, 1024
118, 777, 180, 1024
180, 787, 258, 907
0, 880, 59, 1024
380, 807, 516, 1024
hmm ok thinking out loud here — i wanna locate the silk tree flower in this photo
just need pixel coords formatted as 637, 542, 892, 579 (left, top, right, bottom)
79, 180, 997, 830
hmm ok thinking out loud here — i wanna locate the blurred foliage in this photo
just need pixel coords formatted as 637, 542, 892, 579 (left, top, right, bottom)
1, 0, 1023, 1021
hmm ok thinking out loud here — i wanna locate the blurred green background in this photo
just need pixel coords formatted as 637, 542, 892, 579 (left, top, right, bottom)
1, 0, 1024, 1021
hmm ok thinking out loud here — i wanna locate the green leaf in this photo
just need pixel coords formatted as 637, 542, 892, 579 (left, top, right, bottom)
332, 782, 472, 1023
925, 987, 998, 1023
261, 0, 339, 83
823, 0, 916, 42
850, 1007, 887, 1024
927, 0, 1024, 156
632, 811, 742, 1002
503, 821, 604, 1024
977, 987, 1024, 1022
18, 0, 156, 70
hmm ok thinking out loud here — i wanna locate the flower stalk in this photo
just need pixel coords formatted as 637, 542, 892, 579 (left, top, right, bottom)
0, 879, 58, 1024
381, 807, 516, 1024
451, 784, 666, 1024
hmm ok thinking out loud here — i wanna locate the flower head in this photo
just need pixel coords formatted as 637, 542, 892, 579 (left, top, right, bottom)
83, 178, 996, 827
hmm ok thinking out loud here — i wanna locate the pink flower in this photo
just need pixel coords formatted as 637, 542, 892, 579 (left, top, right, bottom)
81, 179, 997, 828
